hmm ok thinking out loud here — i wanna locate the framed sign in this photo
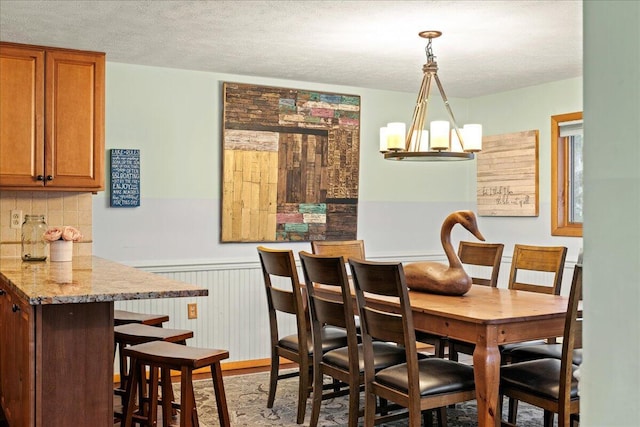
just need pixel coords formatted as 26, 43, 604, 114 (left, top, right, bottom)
110, 149, 140, 207
221, 82, 360, 242
476, 130, 539, 217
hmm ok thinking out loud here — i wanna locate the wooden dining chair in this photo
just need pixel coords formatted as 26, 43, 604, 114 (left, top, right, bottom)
299, 251, 407, 427
499, 260, 583, 427
310, 239, 366, 260
507, 244, 567, 295
257, 246, 349, 424
500, 244, 568, 360
448, 241, 504, 361
457, 241, 504, 287
349, 258, 476, 427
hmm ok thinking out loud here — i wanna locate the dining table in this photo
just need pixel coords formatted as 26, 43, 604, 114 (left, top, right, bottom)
316, 282, 573, 427
404, 285, 571, 427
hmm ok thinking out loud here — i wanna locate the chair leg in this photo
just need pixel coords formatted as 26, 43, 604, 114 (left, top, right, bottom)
210, 362, 231, 427
347, 379, 360, 427
296, 363, 309, 424
507, 397, 519, 423
308, 365, 323, 427
267, 351, 279, 408
436, 406, 447, 427
543, 409, 554, 427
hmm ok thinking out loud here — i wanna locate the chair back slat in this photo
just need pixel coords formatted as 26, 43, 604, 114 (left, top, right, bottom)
458, 241, 504, 287
270, 287, 297, 315
508, 244, 567, 295
311, 240, 365, 261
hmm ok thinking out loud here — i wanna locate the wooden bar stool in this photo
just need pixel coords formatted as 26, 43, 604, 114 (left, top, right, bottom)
114, 309, 170, 327
123, 341, 230, 427
114, 324, 194, 423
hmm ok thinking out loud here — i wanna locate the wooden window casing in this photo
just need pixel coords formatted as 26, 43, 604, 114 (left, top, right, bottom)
551, 112, 583, 237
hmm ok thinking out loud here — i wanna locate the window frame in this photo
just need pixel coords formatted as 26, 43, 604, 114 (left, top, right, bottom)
551, 111, 583, 237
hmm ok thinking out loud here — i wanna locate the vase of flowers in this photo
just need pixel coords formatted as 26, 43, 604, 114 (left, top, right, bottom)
43, 226, 82, 262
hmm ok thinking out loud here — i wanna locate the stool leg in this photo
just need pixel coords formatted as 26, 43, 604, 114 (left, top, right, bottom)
180, 366, 194, 427
147, 366, 160, 427
211, 362, 231, 427
124, 356, 140, 427
161, 367, 175, 426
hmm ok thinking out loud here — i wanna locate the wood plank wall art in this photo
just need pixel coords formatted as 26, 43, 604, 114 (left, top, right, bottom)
476, 130, 539, 217
221, 82, 360, 242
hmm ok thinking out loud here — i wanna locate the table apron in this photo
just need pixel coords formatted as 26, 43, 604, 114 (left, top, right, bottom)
413, 313, 566, 346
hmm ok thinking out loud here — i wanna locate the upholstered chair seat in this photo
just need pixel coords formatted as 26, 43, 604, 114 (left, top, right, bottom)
322, 342, 412, 372
279, 326, 348, 355
508, 344, 583, 366
375, 358, 475, 396
500, 358, 580, 400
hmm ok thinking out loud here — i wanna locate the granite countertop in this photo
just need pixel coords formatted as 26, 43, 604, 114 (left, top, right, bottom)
0, 256, 208, 305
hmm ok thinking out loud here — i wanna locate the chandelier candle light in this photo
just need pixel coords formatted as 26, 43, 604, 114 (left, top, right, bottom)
381, 31, 482, 161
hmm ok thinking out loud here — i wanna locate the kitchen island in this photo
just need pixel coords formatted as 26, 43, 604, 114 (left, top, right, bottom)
0, 256, 208, 427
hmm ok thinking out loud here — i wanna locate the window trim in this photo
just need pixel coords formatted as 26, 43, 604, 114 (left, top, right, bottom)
551, 111, 583, 237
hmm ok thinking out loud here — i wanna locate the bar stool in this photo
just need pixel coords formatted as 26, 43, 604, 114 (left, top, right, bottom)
114, 309, 170, 327
123, 341, 230, 427
114, 324, 194, 423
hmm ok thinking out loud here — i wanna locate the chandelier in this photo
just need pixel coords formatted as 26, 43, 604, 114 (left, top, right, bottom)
381, 31, 482, 161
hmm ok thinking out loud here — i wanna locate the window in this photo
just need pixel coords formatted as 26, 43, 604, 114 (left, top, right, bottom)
551, 112, 583, 237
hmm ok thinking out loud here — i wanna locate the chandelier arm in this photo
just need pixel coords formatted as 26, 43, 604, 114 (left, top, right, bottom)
406, 72, 432, 151
433, 73, 466, 151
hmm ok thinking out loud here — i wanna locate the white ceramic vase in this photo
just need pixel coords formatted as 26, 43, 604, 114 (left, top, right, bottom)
50, 240, 73, 262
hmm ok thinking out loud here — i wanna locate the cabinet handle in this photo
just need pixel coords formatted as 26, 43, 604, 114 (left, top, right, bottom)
0, 289, 5, 296
37, 175, 44, 181
12, 304, 20, 313
46, 175, 53, 181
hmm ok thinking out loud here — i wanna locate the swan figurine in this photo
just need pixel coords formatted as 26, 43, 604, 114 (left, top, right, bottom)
404, 210, 485, 296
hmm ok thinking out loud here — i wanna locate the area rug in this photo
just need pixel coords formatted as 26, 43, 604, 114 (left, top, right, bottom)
174, 369, 551, 426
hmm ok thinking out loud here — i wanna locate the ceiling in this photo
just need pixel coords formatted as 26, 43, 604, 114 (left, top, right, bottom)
0, 0, 583, 98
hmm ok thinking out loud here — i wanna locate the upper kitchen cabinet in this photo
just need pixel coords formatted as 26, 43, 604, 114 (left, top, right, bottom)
0, 42, 105, 191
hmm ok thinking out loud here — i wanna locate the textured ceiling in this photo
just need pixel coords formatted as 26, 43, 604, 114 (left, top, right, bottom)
0, 0, 583, 98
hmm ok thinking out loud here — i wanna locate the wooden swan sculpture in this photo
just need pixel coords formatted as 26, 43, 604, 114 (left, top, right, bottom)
404, 210, 485, 296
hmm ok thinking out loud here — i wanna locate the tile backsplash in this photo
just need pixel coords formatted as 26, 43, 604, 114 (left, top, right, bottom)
0, 191, 93, 258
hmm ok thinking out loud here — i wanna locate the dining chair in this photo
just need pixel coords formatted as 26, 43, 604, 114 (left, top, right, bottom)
299, 251, 407, 427
500, 244, 568, 360
507, 244, 568, 295
448, 241, 504, 361
257, 246, 349, 424
499, 259, 583, 427
349, 258, 476, 427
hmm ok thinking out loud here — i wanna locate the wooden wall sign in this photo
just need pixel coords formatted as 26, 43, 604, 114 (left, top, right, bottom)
221, 82, 360, 242
476, 130, 539, 217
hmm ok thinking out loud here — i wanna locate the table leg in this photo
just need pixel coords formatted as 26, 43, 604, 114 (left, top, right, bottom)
473, 326, 501, 427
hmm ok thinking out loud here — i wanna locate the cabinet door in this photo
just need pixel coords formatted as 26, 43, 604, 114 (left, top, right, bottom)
0, 287, 34, 426
45, 49, 105, 190
0, 45, 45, 187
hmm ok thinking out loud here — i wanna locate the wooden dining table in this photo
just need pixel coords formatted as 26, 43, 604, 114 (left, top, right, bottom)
404, 285, 571, 427
315, 282, 572, 427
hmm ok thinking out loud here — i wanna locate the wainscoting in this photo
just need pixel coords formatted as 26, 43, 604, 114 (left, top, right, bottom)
114, 254, 577, 365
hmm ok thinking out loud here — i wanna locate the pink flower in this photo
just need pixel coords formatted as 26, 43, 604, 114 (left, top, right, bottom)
43, 226, 82, 242
61, 226, 82, 242
43, 227, 63, 242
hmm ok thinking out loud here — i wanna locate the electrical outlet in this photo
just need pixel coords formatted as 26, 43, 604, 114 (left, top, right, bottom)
187, 303, 198, 319
10, 210, 23, 229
